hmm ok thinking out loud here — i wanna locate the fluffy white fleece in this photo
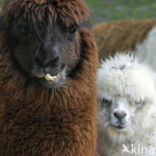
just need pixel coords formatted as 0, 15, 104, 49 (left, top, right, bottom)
97, 53, 156, 156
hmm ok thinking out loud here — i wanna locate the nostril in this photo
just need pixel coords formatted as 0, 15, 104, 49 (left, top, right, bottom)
35, 57, 43, 66
114, 112, 127, 120
114, 112, 119, 118
52, 56, 59, 63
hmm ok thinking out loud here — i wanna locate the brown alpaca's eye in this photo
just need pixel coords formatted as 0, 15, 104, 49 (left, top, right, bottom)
68, 25, 77, 33
18, 26, 26, 35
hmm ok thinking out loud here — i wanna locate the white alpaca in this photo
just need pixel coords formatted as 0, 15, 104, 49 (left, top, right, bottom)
97, 53, 156, 156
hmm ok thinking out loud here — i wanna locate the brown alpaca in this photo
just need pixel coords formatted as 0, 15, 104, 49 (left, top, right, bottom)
93, 19, 156, 62
0, 0, 98, 155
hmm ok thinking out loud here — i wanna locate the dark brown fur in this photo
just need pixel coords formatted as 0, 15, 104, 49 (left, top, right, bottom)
93, 19, 156, 61
4, 0, 89, 27
0, 0, 98, 155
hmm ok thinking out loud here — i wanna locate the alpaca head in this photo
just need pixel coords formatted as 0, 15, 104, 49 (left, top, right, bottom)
97, 53, 156, 144
1, 0, 89, 88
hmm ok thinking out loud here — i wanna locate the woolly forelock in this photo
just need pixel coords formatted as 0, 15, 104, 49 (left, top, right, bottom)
97, 53, 156, 102
3, 0, 89, 27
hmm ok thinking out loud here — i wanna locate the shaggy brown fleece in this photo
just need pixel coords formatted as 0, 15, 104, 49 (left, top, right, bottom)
93, 19, 156, 61
0, 0, 98, 156
3, 0, 89, 27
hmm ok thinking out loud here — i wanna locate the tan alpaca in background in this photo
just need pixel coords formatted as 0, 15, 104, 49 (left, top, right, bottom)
93, 19, 156, 71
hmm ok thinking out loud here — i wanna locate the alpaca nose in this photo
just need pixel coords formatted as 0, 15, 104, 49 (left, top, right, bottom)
35, 42, 60, 67
113, 111, 127, 120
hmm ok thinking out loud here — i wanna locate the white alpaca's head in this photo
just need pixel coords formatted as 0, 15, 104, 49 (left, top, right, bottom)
97, 53, 156, 144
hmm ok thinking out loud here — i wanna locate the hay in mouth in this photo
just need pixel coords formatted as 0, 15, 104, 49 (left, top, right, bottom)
44, 68, 66, 82
44, 74, 57, 81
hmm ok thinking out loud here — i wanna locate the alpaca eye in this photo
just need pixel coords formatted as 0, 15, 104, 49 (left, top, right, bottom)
21, 28, 25, 33
68, 25, 77, 33
135, 99, 143, 106
18, 26, 26, 35
102, 98, 112, 106
18, 25, 32, 37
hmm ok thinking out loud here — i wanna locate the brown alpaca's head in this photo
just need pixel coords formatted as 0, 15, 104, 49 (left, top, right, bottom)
1, 0, 89, 88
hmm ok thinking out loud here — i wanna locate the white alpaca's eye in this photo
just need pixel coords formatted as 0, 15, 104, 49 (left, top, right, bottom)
135, 99, 144, 107
102, 98, 112, 106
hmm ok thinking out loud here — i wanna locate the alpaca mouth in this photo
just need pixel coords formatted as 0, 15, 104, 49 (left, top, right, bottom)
115, 125, 125, 130
44, 67, 66, 83
44, 74, 59, 81
44, 64, 66, 82
111, 124, 127, 130
34, 66, 67, 88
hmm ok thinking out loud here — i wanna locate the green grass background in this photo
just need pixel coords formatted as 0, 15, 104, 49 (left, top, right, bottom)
85, 0, 156, 24
0, 0, 156, 24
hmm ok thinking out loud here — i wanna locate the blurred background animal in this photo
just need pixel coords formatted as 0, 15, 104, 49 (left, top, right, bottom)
93, 19, 156, 72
